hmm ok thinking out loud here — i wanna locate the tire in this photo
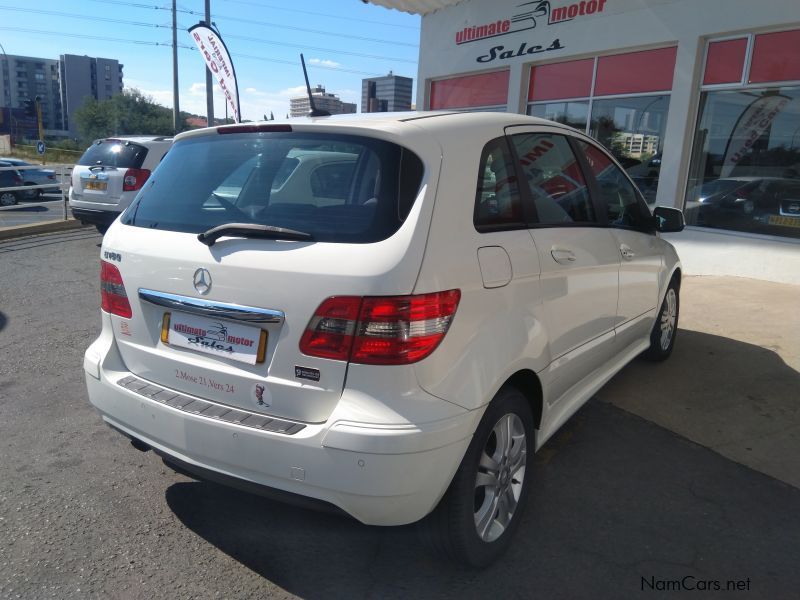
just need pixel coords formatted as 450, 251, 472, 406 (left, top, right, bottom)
419, 386, 534, 568
643, 278, 679, 361
0, 191, 18, 206
95, 224, 110, 235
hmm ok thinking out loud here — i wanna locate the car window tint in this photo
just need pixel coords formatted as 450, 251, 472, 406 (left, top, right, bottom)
122, 132, 424, 244
578, 140, 652, 229
474, 137, 524, 230
77, 140, 148, 169
310, 161, 357, 199
510, 133, 595, 225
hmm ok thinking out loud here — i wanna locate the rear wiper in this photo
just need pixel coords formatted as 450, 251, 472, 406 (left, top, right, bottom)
197, 223, 314, 246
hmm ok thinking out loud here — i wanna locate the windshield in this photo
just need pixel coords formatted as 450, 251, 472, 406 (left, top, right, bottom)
78, 139, 149, 168
122, 131, 425, 244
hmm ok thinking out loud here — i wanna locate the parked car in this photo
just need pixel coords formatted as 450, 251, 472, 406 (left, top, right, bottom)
69, 136, 173, 233
0, 161, 24, 206
83, 113, 683, 567
691, 176, 800, 236
0, 157, 59, 198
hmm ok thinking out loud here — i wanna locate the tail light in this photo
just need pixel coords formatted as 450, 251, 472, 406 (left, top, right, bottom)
122, 168, 151, 191
47, 174, 56, 180
13, 173, 22, 186
300, 290, 460, 365
100, 260, 132, 318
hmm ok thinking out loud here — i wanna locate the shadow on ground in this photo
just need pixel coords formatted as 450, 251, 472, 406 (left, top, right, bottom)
166, 398, 800, 599
598, 329, 800, 488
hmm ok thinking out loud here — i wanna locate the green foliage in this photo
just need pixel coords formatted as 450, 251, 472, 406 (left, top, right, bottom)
73, 88, 190, 143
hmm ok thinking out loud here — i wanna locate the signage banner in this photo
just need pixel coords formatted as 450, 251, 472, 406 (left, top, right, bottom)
188, 23, 241, 123
720, 94, 790, 177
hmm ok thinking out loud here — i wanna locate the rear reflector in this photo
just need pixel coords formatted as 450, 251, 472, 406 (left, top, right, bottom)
100, 260, 132, 318
218, 124, 293, 134
122, 168, 151, 191
300, 290, 460, 365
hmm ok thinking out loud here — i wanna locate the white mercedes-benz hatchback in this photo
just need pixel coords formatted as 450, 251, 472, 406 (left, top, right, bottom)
84, 112, 683, 567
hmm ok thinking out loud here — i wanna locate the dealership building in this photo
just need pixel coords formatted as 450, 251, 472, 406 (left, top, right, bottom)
368, 0, 800, 284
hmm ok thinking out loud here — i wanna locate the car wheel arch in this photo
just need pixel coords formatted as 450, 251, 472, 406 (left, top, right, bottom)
502, 369, 543, 430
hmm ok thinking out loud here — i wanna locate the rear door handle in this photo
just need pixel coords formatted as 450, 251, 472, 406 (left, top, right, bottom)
620, 244, 635, 260
551, 248, 576, 264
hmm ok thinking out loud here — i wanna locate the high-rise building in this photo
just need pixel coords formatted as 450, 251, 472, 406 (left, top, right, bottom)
361, 72, 413, 113
0, 52, 123, 137
59, 54, 124, 134
289, 85, 356, 117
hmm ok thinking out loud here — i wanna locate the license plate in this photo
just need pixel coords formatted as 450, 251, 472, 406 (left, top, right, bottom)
768, 215, 800, 228
161, 311, 267, 364
84, 180, 107, 191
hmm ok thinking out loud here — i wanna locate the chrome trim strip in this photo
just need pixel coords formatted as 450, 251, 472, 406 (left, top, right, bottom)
116, 375, 306, 436
138, 288, 285, 324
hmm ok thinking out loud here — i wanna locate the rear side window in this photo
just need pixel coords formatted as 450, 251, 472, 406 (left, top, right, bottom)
578, 140, 652, 229
474, 137, 524, 231
510, 133, 595, 225
122, 132, 425, 244
77, 139, 148, 169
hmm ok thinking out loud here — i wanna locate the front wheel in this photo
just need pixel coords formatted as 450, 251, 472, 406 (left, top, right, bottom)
643, 279, 679, 361
0, 191, 18, 206
419, 386, 534, 568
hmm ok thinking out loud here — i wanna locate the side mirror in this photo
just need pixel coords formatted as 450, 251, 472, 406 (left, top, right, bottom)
653, 206, 685, 233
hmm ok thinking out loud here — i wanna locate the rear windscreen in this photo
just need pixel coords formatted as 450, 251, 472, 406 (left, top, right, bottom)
78, 140, 149, 168
121, 132, 425, 244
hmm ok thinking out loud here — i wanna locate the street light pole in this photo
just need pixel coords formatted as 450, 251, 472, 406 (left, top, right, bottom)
172, 0, 180, 134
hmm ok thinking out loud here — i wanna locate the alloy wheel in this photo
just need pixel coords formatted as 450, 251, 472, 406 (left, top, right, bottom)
660, 288, 677, 351
0, 192, 16, 206
473, 413, 527, 543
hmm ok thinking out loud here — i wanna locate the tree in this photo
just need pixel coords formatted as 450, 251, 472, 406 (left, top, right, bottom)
73, 88, 190, 143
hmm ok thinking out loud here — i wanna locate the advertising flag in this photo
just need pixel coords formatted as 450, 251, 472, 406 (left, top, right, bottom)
188, 23, 241, 123
720, 94, 790, 177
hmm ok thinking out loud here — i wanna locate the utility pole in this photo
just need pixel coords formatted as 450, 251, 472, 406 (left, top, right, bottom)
205, 0, 214, 127
172, 0, 180, 133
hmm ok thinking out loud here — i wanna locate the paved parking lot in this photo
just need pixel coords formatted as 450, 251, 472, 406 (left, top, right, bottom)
1, 230, 799, 599
0, 193, 69, 229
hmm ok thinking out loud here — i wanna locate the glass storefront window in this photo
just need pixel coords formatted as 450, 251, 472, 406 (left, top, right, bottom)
527, 101, 589, 130
589, 95, 671, 204
685, 86, 800, 239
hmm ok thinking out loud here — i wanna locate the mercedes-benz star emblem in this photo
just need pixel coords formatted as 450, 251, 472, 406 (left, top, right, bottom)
193, 268, 212, 295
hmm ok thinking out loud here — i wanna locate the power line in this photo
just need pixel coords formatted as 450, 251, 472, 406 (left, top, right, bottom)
0, 26, 188, 48
86, 0, 417, 47
0, 26, 389, 76
0, 5, 171, 29
221, 32, 416, 64
0, 5, 415, 65
219, 0, 419, 30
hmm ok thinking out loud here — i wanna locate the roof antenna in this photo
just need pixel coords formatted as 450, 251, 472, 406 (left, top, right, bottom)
301, 53, 330, 117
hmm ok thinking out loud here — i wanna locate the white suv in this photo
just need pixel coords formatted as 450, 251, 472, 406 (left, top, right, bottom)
83, 113, 683, 566
69, 136, 172, 233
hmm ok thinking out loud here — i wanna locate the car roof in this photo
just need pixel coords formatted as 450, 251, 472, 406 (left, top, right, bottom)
0, 157, 27, 165
175, 111, 564, 143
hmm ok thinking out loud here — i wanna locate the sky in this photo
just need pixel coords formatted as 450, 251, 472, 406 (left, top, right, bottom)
0, 0, 420, 120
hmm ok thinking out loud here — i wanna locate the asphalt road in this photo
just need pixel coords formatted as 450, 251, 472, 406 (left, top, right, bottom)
0, 193, 69, 228
1, 230, 799, 599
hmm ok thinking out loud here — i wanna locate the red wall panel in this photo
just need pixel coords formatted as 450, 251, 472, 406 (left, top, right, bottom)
749, 29, 800, 84
429, 71, 509, 109
703, 38, 747, 85
594, 47, 677, 96
528, 58, 595, 102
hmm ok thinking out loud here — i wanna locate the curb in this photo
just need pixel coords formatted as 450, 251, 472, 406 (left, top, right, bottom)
0, 219, 88, 241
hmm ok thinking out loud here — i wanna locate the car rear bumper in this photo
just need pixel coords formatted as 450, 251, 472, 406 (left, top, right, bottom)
83, 326, 478, 526
70, 207, 120, 226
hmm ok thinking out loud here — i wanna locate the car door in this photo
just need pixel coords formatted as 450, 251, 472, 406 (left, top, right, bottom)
576, 140, 663, 348
506, 127, 620, 405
